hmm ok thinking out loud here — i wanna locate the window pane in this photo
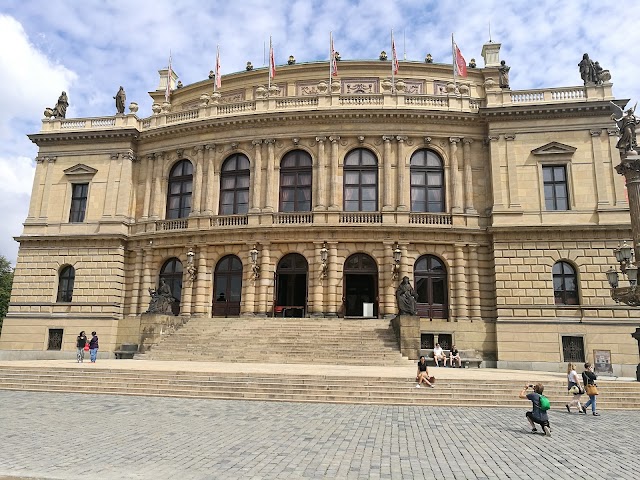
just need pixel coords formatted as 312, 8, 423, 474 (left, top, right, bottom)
415, 277, 428, 303
344, 187, 359, 201
221, 192, 234, 205
554, 166, 565, 181
361, 187, 376, 201
236, 175, 250, 188
344, 200, 358, 211
298, 173, 312, 185
427, 173, 442, 186
361, 200, 376, 211
412, 187, 425, 202
411, 172, 425, 186
183, 180, 192, 194
236, 191, 249, 204
427, 190, 442, 201
281, 174, 296, 187
281, 202, 294, 212
556, 198, 568, 210
412, 200, 426, 212
360, 150, 377, 165
281, 190, 294, 202
221, 177, 235, 189
345, 172, 359, 184
543, 167, 553, 182
432, 278, 445, 304
361, 172, 376, 184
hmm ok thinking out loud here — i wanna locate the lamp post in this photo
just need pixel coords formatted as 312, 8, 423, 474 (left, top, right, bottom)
392, 243, 401, 280
250, 244, 260, 280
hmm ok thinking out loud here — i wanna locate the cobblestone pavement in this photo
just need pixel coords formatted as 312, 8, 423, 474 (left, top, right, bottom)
0, 391, 638, 480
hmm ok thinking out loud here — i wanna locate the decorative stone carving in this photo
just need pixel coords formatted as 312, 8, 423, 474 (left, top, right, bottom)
210, 91, 221, 104
381, 78, 392, 93
330, 80, 341, 94
151, 103, 162, 115
458, 84, 470, 95
161, 101, 171, 113
484, 77, 496, 90
146, 279, 175, 315
395, 79, 406, 93
199, 94, 210, 107
44, 91, 69, 119
316, 81, 328, 95
446, 83, 456, 94
396, 276, 418, 316
611, 102, 640, 156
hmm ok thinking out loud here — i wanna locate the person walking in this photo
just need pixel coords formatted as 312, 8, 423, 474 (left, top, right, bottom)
89, 331, 99, 363
566, 362, 584, 414
519, 383, 551, 437
76, 331, 87, 363
582, 362, 600, 416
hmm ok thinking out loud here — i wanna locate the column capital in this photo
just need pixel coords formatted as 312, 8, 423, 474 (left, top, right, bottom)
463, 138, 474, 146
252, 139, 263, 146
396, 135, 408, 143
193, 145, 205, 153
46, 156, 57, 163
382, 135, 394, 143
110, 153, 119, 160
590, 129, 603, 137
449, 136, 461, 144
35, 156, 45, 164
607, 128, 619, 136
329, 136, 340, 143
122, 151, 137, 161
315, 136, 327, 143
205, 143, 216, 151
504, 134, 516, 141
486, 135, 500, 143
264, 138, 276, 145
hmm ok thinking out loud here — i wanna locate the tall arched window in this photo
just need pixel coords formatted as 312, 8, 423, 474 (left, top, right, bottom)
553, 261, 579, 305
166, 160, 193, 219
160, 258, 183, 315
414, 255, 448, 319
410, 149, 445, 212
219, 154, 250, 215
280, 150, 312, 212
57, 265, 75, 302
344, 148, 378, 212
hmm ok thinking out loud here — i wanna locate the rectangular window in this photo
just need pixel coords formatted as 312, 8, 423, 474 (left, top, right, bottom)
47, 328, 64, 350
562, 336, 585, 363
69, 183, 88, 222
543, 166, 569, 211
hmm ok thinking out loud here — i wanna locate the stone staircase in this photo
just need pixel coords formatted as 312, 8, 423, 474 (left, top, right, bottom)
138, 317, 412, 366
0, 366, 639, 409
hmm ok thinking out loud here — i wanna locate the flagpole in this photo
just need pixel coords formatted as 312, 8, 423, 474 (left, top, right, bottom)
214, 45, 218, 93
268, 36, 272, 90
403, 29, 406, 61
329, 32, 332, 88
451, 34, 457, 92
391, 29, 394, 93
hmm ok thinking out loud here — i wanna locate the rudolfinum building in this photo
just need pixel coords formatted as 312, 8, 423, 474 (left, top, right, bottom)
1, 41, 638, 376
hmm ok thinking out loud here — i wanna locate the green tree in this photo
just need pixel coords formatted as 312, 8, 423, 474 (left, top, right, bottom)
0, 256, 14, 333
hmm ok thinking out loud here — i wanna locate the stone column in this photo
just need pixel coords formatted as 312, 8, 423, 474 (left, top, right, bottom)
312, 241, 324, 315
250, 140, 263, 213
328, 136, 340, 210
151, 152, 165, 219
193, 246, 208, 316
130, 248, 142, 315
315, 137, 327, 210
181, 253, 193, 317
396, 136, 409, 211
462, 138, 476, 213
589, 130, 609, 207
142, 247, 151, 312
608, 129, 628, 206
383, 241, 396, 317
327, 241, 339, 316
242, 246, 256, 316
116, 151, 135, 218
449, 137, 462, 213
504, 134, 520, 208
27, 157, 45, 219
615, 155, 640, 264
382, 136, 393, 210
204, 144, 218, 214
263, 139, 276, 212
487, 135, 504, 211
257, 243, 271, 315
38, 156, 57, 220
192, 145, 205, 214
142, 154, 154, 219
467, 244, 481, 321
101, 153, 120, 218
453, 244, 467, 321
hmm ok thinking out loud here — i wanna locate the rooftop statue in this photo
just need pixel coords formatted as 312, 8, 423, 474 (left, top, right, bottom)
498, 60, 510, 89
114, 86, 126, 115
579, 54, 610, 85
44, 91, 69, 119
611, 101, 640, 156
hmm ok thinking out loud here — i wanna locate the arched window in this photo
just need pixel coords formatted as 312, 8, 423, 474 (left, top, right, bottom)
279, 150, 312, 212
220, 154, 250, 215
343, 148, 378, 212
213, 255, 243, 317
410, 149, 445, 212
553, 261, 579, 305
57, 265, 75, 302
166, 160, 193, 219
414, 255, 448, 319
160, 258, 183, 314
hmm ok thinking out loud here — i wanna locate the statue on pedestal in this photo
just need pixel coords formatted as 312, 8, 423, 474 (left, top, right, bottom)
45, 91, 69, 118
114, 86, 126, 114
611, 101, 640, 156
498, 60, 510, 89
146, 279, 175, 315
396, 276, 418, 316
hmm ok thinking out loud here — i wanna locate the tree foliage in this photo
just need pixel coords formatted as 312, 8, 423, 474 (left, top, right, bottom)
0, 256, 14, 331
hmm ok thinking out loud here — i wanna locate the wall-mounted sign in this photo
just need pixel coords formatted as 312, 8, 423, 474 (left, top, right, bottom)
593, 350, 613, 375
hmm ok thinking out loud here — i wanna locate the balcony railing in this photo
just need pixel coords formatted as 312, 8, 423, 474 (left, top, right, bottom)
273, 212, 313, 224
156, 219, 188, 231
339, 212, 382, 223
210, 214, 248, 227
409, 213, 452, 225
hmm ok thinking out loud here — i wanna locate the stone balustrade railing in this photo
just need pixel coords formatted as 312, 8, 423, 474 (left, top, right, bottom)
40, 84, 612, 134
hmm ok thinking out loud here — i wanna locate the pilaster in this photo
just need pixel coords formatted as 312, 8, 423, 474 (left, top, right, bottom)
328, 136, 340, 210
192, 145, 205, 214
462, 138, 476, 214
382, 136, 394, 211
315, 137, 327, 210
142, 154, 153, 219
116, 151, 136, 219
608, 128, 628, 207
504, 134, 521, 208
38, 156, 57, 220
204, 144, 218, 214
396, 136, 408, 211
250, 140, 263, 213
449, 137, 462, 213
263, 139, 276, 213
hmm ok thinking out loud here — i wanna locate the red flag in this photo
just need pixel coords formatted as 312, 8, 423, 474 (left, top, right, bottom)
330, 33, 338, 77
454, 43, 467, 78
391, 35, 399, 75
165, 52, 173, 102
269, 38, 276, 79
215, 46, 221, 90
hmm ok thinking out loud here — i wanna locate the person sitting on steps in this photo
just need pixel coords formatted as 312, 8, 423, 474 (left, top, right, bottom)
433, 343, 447, 367
449, 344, 462, 368
416, 356, 434, 388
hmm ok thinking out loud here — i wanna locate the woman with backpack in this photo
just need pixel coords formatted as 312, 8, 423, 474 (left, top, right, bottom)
519, 383, 551, 436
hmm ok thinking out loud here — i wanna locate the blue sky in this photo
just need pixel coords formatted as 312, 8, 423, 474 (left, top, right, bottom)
1, 0, 639, 264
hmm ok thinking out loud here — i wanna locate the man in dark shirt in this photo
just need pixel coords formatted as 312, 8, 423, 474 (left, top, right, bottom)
519, 383, 550, 436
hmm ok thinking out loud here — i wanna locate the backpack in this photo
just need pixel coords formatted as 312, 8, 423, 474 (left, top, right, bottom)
539, 395, 551, 411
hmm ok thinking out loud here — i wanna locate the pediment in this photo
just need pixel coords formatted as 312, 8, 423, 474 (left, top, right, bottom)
531, 142, 577, 155
63, 164, 98, 176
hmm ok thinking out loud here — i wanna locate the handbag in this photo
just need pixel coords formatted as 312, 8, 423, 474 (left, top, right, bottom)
84, 343, 89, 351
585, 383, 599, 396
569, 385, 584, 395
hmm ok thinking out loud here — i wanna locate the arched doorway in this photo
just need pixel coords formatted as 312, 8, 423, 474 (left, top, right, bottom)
159, 257, 183, 315
414, 255, 448, 319
274, 253, 308, 317
212, 255, 243, 317
343, 253, 378, 317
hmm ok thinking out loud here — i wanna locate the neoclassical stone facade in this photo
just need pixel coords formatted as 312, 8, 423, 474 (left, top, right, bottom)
1, 44, 637, 375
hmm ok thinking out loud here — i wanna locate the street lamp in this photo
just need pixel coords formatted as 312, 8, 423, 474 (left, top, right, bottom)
250, 244, 260, 280
392, 243, 401, 280
320, 242, 328, 278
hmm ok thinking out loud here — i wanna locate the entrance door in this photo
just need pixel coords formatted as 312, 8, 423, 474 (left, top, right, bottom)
212, 255, 242, 316
343, 253, 378, 317
414, 255, 448, 319
275, 253, 308, 317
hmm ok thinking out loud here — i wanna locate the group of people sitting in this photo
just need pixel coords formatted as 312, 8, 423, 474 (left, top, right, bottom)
432, 343, 462, 367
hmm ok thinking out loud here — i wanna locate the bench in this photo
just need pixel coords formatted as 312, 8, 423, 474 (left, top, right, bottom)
114, 343, 138, 359
273, 306, 305, 317
420, 348, 483, 368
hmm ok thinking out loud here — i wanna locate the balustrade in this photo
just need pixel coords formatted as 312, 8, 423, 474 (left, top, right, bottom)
273, 212, 313, 224
409, 213, 452, 225
339, 212, 382, 223
156, 219, 188, 231
210, 214, 248, 227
